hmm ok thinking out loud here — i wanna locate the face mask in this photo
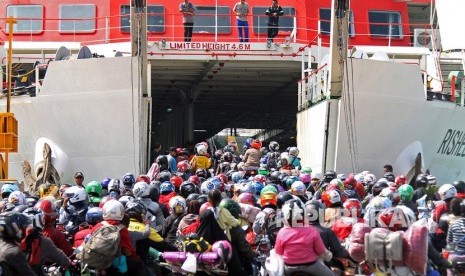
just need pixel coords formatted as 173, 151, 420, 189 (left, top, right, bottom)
174, 205, 184, 215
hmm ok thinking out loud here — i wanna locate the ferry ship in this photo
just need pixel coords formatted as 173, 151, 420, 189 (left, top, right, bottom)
0, 0, 463, 184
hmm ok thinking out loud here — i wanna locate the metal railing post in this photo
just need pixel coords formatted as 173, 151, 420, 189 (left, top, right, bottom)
105, 16, 109, 43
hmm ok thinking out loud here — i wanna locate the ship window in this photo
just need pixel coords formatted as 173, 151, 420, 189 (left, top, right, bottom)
368, 11, 403, 38
319, 8, 355, 37
253, 7, 296, 34
59, 4, 96, 33
121, 5, 165, 33
6, 5, 43, 34
193, 6, 230, 34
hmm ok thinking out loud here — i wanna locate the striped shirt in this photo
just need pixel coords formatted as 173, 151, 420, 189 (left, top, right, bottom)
447, 218, 465, 252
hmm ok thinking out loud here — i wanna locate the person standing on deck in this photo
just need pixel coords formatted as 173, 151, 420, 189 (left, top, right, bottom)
180, 0, 196, 42
265, 0, 284, 42
234, 0, 250, 42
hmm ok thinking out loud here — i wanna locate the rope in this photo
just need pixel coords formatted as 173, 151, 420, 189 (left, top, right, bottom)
2, 67, 36, 77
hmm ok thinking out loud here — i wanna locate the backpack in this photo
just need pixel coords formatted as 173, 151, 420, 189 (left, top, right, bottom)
77, 221, 124, 269
183, 233, 211, 253
364, 229, 403, 272
263, 210, 281, 246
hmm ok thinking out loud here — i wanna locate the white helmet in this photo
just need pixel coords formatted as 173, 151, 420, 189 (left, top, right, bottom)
364, 173, 377, 185
289, 147, 299, 157
8, 191, 25, 205
64, 186, 88, 204
102, 200, 125, 221
132, 182, 150, 198
280, 152, 290, 165
427, 175, 437, 186
282, 199, 306, 227
438, 184, 457, 201
108, 179, 125, 195
197, 144, 207, 155
169, 195, 187, 215
291, 181, 306, 196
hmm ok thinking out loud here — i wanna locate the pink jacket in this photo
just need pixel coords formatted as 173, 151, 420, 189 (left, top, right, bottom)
274, 225, 326, 265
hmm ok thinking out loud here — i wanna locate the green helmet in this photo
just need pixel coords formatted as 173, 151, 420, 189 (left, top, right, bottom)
219, 199, 241, 219
85, 181, 102, 197
301, 167, 312, 174
260, 185, 278, 196
258, 166, 269, 176
398, 184, 414, 201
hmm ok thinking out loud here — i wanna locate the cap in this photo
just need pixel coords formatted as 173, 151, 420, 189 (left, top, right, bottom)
74, 172, 84, 178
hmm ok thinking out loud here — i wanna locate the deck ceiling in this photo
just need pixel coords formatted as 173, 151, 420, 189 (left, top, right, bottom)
151, 59, 301, 140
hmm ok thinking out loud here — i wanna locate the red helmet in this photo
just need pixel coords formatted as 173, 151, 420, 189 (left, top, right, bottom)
216, 174, 228, 184
170, 176, 183, 189
254, 175, 266, 184
237, 192, 255, 205
251, 139, 262, 150
343, 198, 361, 217
35, 198, 58, 224
177, 160, 190, 173
395, 175, 407, 186
321, 190, 342, 207
344, 177, 357, 190
188, 175, 200, 186
136, 175, 150, 184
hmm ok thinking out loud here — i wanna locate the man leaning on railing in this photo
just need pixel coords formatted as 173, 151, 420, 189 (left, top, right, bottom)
266, 0, 284, 43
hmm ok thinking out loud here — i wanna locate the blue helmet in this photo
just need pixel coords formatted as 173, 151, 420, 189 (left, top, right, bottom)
1, 183, 19, 199
245, 138, 253, 149
86, 207, 103, 225
160, 181, 175, 194
122, 173, 136, 190
251, 181, 264, 196
285, 176, 300, 188
101, 177, 111, 189
231, 172, 243, 184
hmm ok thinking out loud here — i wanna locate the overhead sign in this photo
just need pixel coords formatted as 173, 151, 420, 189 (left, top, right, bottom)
161, 42, 280, 51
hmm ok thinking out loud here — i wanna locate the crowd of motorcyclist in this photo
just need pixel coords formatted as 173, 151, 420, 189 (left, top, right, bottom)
0, 138, 464, 275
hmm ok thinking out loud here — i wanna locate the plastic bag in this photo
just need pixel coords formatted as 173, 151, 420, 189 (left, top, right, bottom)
265, 249, 284, 276
403, 220, 428, 275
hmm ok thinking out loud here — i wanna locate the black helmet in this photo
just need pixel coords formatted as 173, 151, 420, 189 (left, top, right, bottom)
383, 172, 395, 183
269, 141, 280, 152
277, 173, 289, 186
415, 174, 428, 188
269, 171, 280, 183
125, 200, 148, 218
219, 199, 241, 219
197, 195, 208, 206
156, 155, 170, 171
453, 180, 465, 194
0, 211, 31, 241
195, 168, 207, 178
277, 191, 294, 209
322, 170, 337, 183
122, 173, 136, 190
372, 180, 389, 196
148, 184, 160, 202
180, 182, 197, 199
186, 193, 200, 204
158, 171, 171, 182
222, 152, 233, 163
305, 200, 324, 225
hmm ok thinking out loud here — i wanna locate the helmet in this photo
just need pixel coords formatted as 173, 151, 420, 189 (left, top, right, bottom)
289, 147, 299, 157
177, 160, 190, 173
195, 168, 207, 179
180, 182, 198, 198
23, 207, 45, 229
453, 180, 465, 194
148, 184, 159, 202
122, 173, 136, 189
231, 172, 243, 183
427, 175, 437, 186
254, 175, 266, 184
280, 153, 290, 166
1, 183, 19, 199
158, 171, 172, 182
102, 200, 125, 221
108, 179, 125, 195
277, 191, 294, 209
8, 191, 25, 205
260, 185, 278, 195
222, 152, 233, 163
305, 200, 324, 225
219, 199, 241, 219
269, 141, 280, 152
86, 207, 103, 225
251, 181, 264, 196
383, 172, 395, 183
364, 173, 377, 185
438, 184, 457, 201
25, 196, 39, 207
321, 190, 342, 207
196, 144, 208, 155
299, 173, 311, 184
269, 171, 280, 183
282, 199, 306, 227
65, 186, 88, 205
258, 166, 269, 176
160, 182, 175, 194
415, 174, 429, 188
344, 177, 357, 190
337, 174, 347, 182
251, 139, 262, 150
301, 167, 312, 174
395, 175, 407, 186
260, 191, 277, 207
291, 181, 306, 196
329, 179, 345, 191
211, 240, 233, 263
368, 196, 392, 211
322, 170, 337, 183
188, 175, 201, 186
215, 149, 224, 159
85, 181, 102, 197
200, 179, 220, 194
170, 176, 183, 189
35, 198, 58, 223
197, 195, 208, 206
237, 192, 255, 205
343, 198, 362, 217
0, 211, 31, 241
186, 193, 200, 204
156, 155, 170, 171
101, 177, 111, 190
372, 180, 389, 196
169, 196, 187, 215
136, 175, 150, 185
118, 195, 135, 207
378, 207, 409, 231
285, 175, 299, 188
216, 174, 228, 185
398, 184, 414, 201
260, 147, 268, 156
132, 182, 150, 198
125, 199, 148, 217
